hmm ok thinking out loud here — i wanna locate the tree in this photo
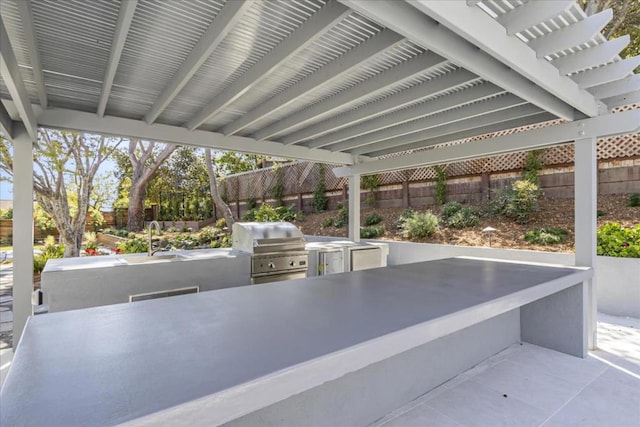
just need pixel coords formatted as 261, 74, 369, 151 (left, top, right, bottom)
0, 130, 122, 257
205, 149, 235, 229
578, 0, 640, 58
215, 152, 265, 176
125, 139, 176, 231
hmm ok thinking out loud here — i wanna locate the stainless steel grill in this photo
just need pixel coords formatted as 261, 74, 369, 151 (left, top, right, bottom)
232, 222, 308, 284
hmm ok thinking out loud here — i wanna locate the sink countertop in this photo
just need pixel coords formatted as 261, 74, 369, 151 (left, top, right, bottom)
42, 248, 243, 273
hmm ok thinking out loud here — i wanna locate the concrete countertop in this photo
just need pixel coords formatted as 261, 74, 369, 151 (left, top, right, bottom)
43, 248, 242, 272
2, 257, 590, 426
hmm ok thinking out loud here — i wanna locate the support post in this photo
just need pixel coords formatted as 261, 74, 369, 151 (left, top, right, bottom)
11, 124, 34, 343
402, 180, 409, 208
348, 174, 361, 242
574, 136, 597, 350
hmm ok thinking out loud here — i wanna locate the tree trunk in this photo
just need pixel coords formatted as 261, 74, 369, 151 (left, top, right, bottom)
127, 183, 148, 232
205, 149, 235, 229
126, 140, 176, 232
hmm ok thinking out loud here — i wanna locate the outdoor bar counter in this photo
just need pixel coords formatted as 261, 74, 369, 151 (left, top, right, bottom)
1, 257, 591, 426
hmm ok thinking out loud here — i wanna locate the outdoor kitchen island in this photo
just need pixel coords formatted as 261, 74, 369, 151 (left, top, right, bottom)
1, 257, 591, 427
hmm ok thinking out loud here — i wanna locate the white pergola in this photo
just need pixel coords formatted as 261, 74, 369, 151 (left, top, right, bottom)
1, 0, 638, 345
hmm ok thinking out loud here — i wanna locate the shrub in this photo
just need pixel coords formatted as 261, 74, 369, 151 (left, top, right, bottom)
245, 204, 299, 223
322, 217, 334, 228
628, 193, 640, 207
363, 213, 383, 226
447, 208, 480, 229
441, 201, 462, 219
523, 149, 544, 185
166, 226, 178, 233
242, 209, 256, 221
597, 210, 607, 217
401, 211, 439, 239
361, 175, 380, 207
489, 180, 540, 224
117, 237, 148, 254
0, 208, 12, 219
597, 223, 640, 258
524, 228, 569, 245
434, 165, 447, 205
83, 231, 98, 251
198, 226, 221, 244
246, 197, 257, 210
170, 234, 199, 250
312, 172, 329, 213
333, 201, 348, 228
215, 218, 226, 229
360, 225, 385, 239
393, 209, 415, 229
34, 236, 65, 273
441, 202, 479, 229
275, 205, 296, 222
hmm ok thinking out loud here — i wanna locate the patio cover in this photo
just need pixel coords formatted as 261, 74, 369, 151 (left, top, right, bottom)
1, 0, 639, 342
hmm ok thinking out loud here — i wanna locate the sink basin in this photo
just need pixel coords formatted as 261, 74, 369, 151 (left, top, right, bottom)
123, 254, 187, 264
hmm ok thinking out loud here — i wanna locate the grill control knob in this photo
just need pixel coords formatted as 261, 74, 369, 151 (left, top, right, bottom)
268, 262, 275, 269
289, 261, 295, 266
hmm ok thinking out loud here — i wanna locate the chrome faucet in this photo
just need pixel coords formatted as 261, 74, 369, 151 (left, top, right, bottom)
148, 221, 162, 256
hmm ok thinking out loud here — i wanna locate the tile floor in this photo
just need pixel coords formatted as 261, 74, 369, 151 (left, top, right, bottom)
374, 315, 640, 427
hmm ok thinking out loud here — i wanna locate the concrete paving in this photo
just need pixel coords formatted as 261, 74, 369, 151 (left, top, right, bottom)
375, 314, 640, 427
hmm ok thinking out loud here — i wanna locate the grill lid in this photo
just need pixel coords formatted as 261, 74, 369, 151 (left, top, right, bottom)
232, 222, 306, 254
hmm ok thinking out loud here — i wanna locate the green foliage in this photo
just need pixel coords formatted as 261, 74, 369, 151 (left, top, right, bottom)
322, 217, 334, 228
198, 226, 221, 244
489, 180, 540, 224
117, 237, 148, 254
312, 169, 329, 213
434, 165, 447, 205
524, 228, 569, 245
360, 225, 385, 239
83, 231, 98, 250
363, 213, 383, 226
401, 211, 439, 239
34, 204, 56, 233
0, 208, 12, 219
440, 202, 480, 229
243, 204, 299, 223
102, 228, 130, 238
169, 234, 199, 250
394, 209, 415, 229
270, 166, 285, 206
215, 218, 226, 229
214, 152, 264, 176
447, 208, 481, 229
34, 236, 65, 273
628, 193, 640, 207
523, 150, 544, 185
597, 210, 607, 217
333, 201, 349, 228
247, 197, 257, 210
361, 175, 380, 207
597, 223, 640, 258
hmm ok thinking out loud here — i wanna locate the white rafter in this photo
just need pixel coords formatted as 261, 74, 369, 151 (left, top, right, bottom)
253, 52, 447, 141
528, 10, 612, 58
145, 0, 253, 125
602, 91, 640, 110
0, 18, 37, 140
333, 109, 640, 177
364, 113, 557, 157
312, 85, 510, 151
552, 36, 630, 76
222, 29, 403, 136
408, 0, 602, 118
186, 0, 351, 131
15, 102, 356, 165
359, 105, 545, 157
588, 74, 640, 99
571, 57, 640, 89
283, 68, 478, 145
0, 102, 13, 138
16, 0, 47, 109
328, 94, 540, 151
340, 0, 576, 120
496, 0, 573, 36
97, 0, 138, 117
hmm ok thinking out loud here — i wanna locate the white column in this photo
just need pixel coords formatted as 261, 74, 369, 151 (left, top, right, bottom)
11, 123, 34, 343
574, 136, 597, 350
348, 174, 361, 242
